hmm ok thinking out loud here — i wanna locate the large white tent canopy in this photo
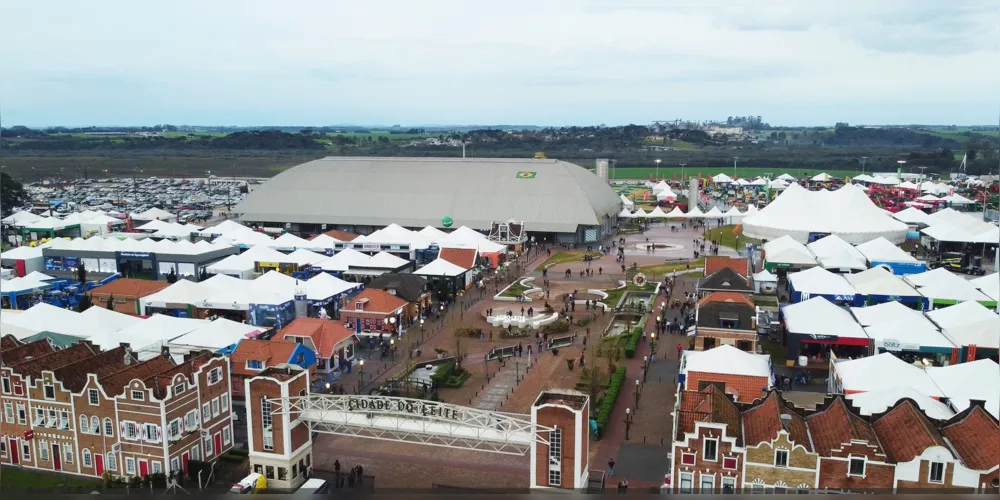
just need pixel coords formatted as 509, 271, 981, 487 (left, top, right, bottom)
742, 183, 908, 244
782, 296, 868, 339
845, 267, 920, 298
763, 236, 818, 267
787, 266, 856, 297
807, 234, 867, 271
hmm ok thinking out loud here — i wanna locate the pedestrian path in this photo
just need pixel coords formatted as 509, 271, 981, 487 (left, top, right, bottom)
473, 356, 531, 410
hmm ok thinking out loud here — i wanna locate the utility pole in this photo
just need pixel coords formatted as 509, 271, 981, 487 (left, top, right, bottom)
680, 163, 687, 182
733, 157, 739, 179
860, 156, 868, 175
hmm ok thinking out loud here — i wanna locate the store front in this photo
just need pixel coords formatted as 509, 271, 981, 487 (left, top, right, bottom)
783, 332, 870, 371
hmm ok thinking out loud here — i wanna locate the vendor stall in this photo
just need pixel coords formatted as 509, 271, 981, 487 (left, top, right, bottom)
787, 266, 856, 304
762, 235, 818, 272
781, 296, 871, 369
850, 301, 955, 365
1, 245, 45, 277
845, 266, 926, 308
904, 268, 997, 310
854, 236, 926, 275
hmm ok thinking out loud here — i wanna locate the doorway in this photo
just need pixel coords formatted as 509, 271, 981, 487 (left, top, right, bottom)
702, 337, 717, 350
9, 439, 18, 465
214, 433, 223, 456
181, 452, 189, 473
95, 453, 105, 476
52, 443, 61, 471
139, 459, 149, 477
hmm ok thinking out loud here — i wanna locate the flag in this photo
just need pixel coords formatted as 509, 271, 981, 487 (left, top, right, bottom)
643, 191, 649, 202
732, 224, 742, 235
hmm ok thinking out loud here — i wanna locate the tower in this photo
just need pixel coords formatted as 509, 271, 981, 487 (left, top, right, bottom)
293, 282, 307, 318
530, 389, 591, 490
595, 159, 610, 182
246, 365, 313, 491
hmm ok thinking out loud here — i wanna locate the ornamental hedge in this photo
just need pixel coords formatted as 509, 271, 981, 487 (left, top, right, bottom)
595, 365, 628, 437
623, 326, 643, 358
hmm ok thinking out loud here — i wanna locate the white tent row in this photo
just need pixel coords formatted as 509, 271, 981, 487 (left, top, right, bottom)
920, 208, 999, 244
904, 268, 996, 305
849, 301, 955, 351
743, 183, 908, 244
971, 273, 999, 302
1, 302, 142, 341
414, 258, 468, 277
143, 270, 362, 312
890, 207, 932, 226
44, 235, 233, 256
787, 266, 856, 298
845, 266, 921, 298
762, 235, 819, 267
807, 234, 867, 271
782, 296, 868, 340
2, 210, 42, 225
854, 237, 921, 266
131, 207, 176, 222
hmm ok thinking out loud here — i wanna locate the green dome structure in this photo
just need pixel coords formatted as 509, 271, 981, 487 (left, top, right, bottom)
441, 216, 454, 228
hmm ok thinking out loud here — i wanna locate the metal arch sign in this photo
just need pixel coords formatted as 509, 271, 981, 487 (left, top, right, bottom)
345, 397, 461, 420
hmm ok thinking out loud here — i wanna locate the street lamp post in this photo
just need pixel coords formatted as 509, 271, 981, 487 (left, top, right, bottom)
643, 355, 649, 382
650, 332, 657, 359
655, 158, 661, 181
634, 379, 641, 410
733, 157, 740, 179
419, 318, 425, 343
624, 408, 632, 441
680, 163, 687, 182
357, 359, 365, 393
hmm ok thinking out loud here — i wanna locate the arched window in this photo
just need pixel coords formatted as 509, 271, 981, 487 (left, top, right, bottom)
79, 415, 89, 433
104, 417, 114, 436
91, 416, 100, 433
82, 448, 92, 467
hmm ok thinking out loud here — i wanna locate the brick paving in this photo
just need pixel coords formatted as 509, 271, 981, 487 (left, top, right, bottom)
473, 353, 533, 410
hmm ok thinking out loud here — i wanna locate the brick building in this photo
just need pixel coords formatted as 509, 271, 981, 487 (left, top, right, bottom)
693, 292, 758, 351
229, 339, 316, 399
338, 288, 409, 338
275, 318, 357, 375
245, 365, 313, 491
87, 278, 171, 315
671, 386, 1000, 494
681, 345, 772, 403
367, 273, 432, 321
0, 337, 234, 479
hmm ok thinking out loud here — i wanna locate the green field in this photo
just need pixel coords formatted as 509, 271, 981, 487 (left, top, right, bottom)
0, 466, 102, 491
609, 166, 859, 181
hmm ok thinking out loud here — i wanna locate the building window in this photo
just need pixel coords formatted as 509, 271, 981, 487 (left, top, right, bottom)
43, 383, 55, 400
751, 484, 766, 494
64, 446, 73, 463
3, 402, 13, 423
278, 467, 288, 481
548, 469, 561, 487
21, 441, 30, 461
202, 402, 211, 422
88, 388, 100, 405
221, 394, 230, 413
223, 427, 232, 445
721, 477, 736, 494
192, 444, 201, 461
125, 457, 135, 475
774, 449, 789, 468
82, 449, 92, 467
169, 419, 181, 439
185, 410, 199, 431
208, 368, 222, 385
60, 409, 69, 428
170, 457, 180, 472
723, 457, 737, 470
39, 441, 49, 461
16, 403, 26, 424
123, 421, 140, 440
34, 407, 44, 426
681, 452, 696, 465
246, 360, 264, 371
107, 453, 117, 471
848, 457, 866, 477
152, 461, 162, 474
13, 384, 22, 396
265, 466, 275, 479
131, 390, 145, 401
679, 472, 694, 494
144, 424, 161, 443
774, 486, 787, 494
261, 398, 273, 429
0, 440, 5, 458
703, 438, 718, 461
549, 428, 562, 459
91, 416, 99, 434
173, 383, 185, 396
205, 436, 214, 457
79, 415, 89, 433
2, 376, 10, 394
700, 474, 715, 493
212, 398, 220, 418
929, 462, 945, 483
105, 417, 114, 437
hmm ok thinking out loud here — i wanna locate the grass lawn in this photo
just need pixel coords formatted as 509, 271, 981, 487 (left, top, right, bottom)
536, 251, 601, 271
500, 281, 531, 298
0, 466, 102, 491
760, 341, 787, 366
640, 257, 705, 277
705, 224, 760, 250
752, 294, 779, 307
610, 166, 859, 181
601, 283, 655, 308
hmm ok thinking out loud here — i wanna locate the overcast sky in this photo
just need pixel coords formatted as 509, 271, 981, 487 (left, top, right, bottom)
3, 0, 999, 127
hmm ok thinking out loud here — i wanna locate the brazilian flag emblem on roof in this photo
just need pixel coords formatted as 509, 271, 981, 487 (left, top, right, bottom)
516, 171, 537, 179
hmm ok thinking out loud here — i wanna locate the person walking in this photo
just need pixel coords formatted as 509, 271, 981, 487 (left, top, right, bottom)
676, 343, 683, 359
608, 457, 616, 477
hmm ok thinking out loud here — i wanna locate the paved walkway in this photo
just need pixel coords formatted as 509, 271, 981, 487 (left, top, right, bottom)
474, 355, 533, 410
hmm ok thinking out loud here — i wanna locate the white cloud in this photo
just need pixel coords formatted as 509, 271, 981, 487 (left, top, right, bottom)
2, 0, 998, 126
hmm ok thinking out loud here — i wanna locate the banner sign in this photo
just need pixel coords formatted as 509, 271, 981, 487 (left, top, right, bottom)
346, 397, 461, 420
119, 252, 152, 259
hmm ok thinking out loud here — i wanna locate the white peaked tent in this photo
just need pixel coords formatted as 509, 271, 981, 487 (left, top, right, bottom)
810, 173, 832, 182
744, 205, 759, 215
685, 206, 705, 218
2, 210, 41, 225
316, 248, 372, 272
665, 206, 686, 218
787, 266, 856, 298
853, 174, 875, 183
647, 206, 667, 218
724, 206, 743, 219
206, 254, 254, 278
769, 179, 789, 190
925, 300, 999, 331
619, 194, 635, 211
632, 208, 648, 218
308, 234, 340, 251
366, 251, 410, 269
618, 208, 634, 218
711, 173, 734, 184
762, 235, 818, 268
777, 173, 796, 181
656, 189, 677, 201
897, 181, 920, 191
891, 207, 932, 225
845, 267, 920, 298
850, 301, 954, 351
742, 183, 908, 244
750, 178, 767, 186
419, 226, 450, 241
268, 233, 315, 251
704, 206, 724, 218
971, 273, 999, 302
807, 234, 868, 271
286, 248, 328, 266
651, 181, 671, 193
847, 387, 955, 420
736, 178, 751, 186
414, 258, 467, 277
942, 193, 974, 205
782, 297, 868, 340
904, 268, 995, 306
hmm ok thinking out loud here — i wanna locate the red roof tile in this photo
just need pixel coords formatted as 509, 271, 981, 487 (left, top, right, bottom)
144, 353, 212, 399
439, 248, 478, 269
872, 400, 948, 463
88, 278, 170, 298
1, 338, 56, 366
941, 406, 1000, 471
705, 256, 749, 278
276, 318, 355, 360
230, 339, 301, 374
348, 288, 409, 314
676, 384, 744, 445
1, 335, 21, 350
807, 397, 881, 457
12, 342, 97, 379
313, 230, 359, 242
742, 391, 812, 451
686, 372, 768, 403
99, 355, 175, 397
698, 291, 755, 308
54, 346, 136, 392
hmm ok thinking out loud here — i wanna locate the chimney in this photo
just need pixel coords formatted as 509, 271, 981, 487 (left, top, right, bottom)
779, 413, 793, 432
160, 345, 170, 358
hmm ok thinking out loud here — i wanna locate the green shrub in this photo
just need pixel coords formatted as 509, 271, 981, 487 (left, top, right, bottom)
623, 326, 643, 358
444, 369, 470, 388
596, 366, 627, 437
228, 448, 249, 456
541, 319, 570, 335
575, 316, 592, 327
430, 360, 459, 386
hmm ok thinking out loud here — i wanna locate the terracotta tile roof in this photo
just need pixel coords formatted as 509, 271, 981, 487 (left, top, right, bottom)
313, 230, 359, 242
348, 288, 409, 314
742, 391, 812, 451
698, 291, 755, 308
277, 318, 355, 360
873, 400, 949, 463
11, 342, 97, 379
941, 406, 1000, 471
87, 278, 170, 298
676, 384, 744, 445
144, 353, 212, 399
705, 256, 749, 278
230, 339, 300, 374
99, 355, 175, 397
807, 397, 881, 457
686, 372, 768, 403
1, 338, 56, 367
439, 247, 478, 269
54, 346, 136, 392
1, 334, 20, 350
368, 274, 428, 303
